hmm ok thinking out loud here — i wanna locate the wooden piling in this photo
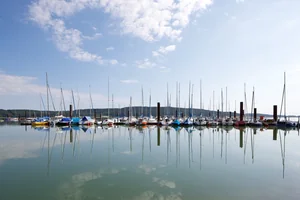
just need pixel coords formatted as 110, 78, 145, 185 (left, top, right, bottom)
217, 110, 219, 119
273, 105, 278, 121
69, 105, 73, 119
70, 128, 73, 143
157, 102, 160, 125
229, 112, 232, 118
239, 129, 243, 148
254, 108, 257, 120
273, 128, 278, 140
157, 127, 160, 146
234, 111, 236, 118
240, 102, 243, 121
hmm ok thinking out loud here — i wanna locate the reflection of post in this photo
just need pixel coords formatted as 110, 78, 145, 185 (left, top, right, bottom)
239, 129, 243, 148
157, 102, 160, 125
213, 129, 215, 158
221, 129, 224, 158
279, 129, 286, 179
149, 128, 152, 152
200, 131, 202, 169
157, 127, 160, 146
273, 128, 278, 141
70, 128, 73, 143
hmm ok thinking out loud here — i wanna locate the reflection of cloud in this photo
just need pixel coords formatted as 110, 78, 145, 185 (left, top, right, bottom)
58, 168, 123, 199
153, 177, 176, 189
133, 191, 182, 200
121, 151, 136, 155
138, 165, 156, 175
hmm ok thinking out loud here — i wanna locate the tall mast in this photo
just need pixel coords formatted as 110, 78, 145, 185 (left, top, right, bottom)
226, 86, 227, 117
46, 72, 49, 117
178, 83, 180, 117
71, 90, 76, 116
244, 83, 248, 121
284, 72, 286, 120
188, 81, 191, 117
108, 77, 110, 118
213, 90, 215, 117
77, 89, 80, 117
149, 90, 151, 117
167, 83, 169, 117
221, 88, 223, 118
89, 85, 93, 117
191, 84, 194, 117
112, 94, 114, 118
200, 79, 202, 111
141, 86, 144, 117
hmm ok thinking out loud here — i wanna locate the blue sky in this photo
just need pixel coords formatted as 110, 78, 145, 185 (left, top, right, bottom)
0, 0, 300, 115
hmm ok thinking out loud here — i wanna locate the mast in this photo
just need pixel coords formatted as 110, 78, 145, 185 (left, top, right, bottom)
179, 83, 181, 117
221, 88, 223, 118
141, 86, 144, 117
77, 89, 80, 117
89, 85, 93, 117
108, 77, 110, 118
284, 72, 286, 121
112, 94, 114, 118
46, 72, 49, 116
226, 86, 227, 117
167, 83, 169, 117
149, 90, 151, 117
200, 79, 202, 113
213, 90, 215, 118
191, 84, 194, 117
244, 83, 248, 121
71, 90, 76, 117
188, 81, 191, 117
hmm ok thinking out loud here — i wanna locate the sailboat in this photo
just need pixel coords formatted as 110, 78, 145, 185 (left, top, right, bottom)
277, 72, 297, 128
183, 81, 194, 126
125, 96, 137, 126
79, 85, 95, 126
194, 80, 207, 126
248, 87, 262, 127
32, 73, 50, 126
147, 91, 157, 125
102, 77, 114, 126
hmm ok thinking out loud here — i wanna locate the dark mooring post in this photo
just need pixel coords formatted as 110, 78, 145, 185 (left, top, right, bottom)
229, 112, 232, 118
254, 108, 257, 121
273, 128, 278, 141
234, 111, 236, 118
273, 105, 278, 121
157, 102, 160, 125
239, 129, 243, 148
157, 127, 161, 146
217, 110, 220, 119
70, 128, 73, 143
69, 105, 73, 119
240, 102, 244, 121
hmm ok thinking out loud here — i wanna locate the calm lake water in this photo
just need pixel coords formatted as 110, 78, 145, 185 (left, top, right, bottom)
1, 124, 300, 200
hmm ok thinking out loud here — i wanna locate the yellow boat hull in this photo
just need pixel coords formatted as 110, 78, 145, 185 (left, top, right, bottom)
32, 121, 49, 126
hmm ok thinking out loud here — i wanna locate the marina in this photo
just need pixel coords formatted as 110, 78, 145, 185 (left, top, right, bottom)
0, 124, 300, 200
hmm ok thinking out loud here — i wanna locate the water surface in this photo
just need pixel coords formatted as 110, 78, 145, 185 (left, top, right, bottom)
0, 124, 300, 200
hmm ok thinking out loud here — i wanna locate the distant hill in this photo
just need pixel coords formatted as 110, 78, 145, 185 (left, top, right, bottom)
0, 106, 284, 119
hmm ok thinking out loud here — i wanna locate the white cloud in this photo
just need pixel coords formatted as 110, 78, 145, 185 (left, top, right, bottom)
152, 177, 176, 189
28, 0, 212, 62
92, 26, 97, 31
106, 46, 114, 51
110, 59, 118, 65
236, 0, 245, 3
82, 33, 102, 40
120, 80, 139, 84
152, 45, 176, 57
0, 71, 129, 109
136, 59, 156, 69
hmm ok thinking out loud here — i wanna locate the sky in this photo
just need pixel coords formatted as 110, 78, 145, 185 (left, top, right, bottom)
0, 0, 300, 115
